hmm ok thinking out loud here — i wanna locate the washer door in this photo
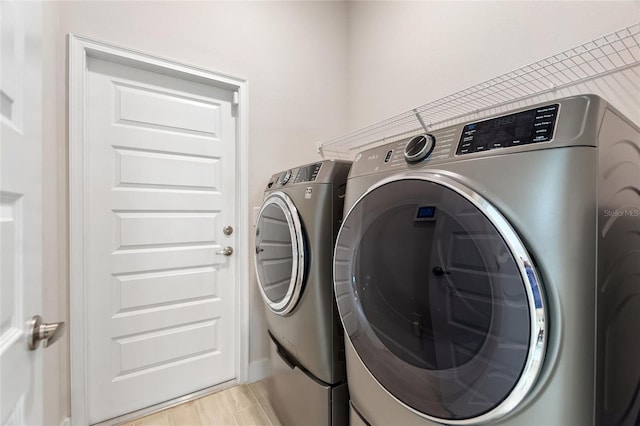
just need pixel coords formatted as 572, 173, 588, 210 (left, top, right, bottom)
255, 192, 306, 316
333, 174, 546, 424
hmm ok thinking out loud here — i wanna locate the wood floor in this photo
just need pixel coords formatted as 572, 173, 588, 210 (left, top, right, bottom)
120, 381, 282, 426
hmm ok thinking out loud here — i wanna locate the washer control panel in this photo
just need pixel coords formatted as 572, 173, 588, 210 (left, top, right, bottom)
267, 162, 324, 189
294, 162, 322, 183
456, 104, 559, 155
349, 96, 601, 179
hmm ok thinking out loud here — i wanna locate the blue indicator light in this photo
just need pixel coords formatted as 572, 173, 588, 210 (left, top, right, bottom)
417, 206, 436, 219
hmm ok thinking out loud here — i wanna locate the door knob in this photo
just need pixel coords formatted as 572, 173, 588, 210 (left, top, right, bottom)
216, 246, 234, 256
28, 315, 66, 350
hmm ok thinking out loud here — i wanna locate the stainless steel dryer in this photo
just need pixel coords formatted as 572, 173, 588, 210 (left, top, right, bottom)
255, 160, 351, 426
333, 95, 640, 425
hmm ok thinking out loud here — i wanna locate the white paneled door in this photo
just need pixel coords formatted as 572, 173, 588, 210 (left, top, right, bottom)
85, 55, 237, 423
0, 2, 43, 425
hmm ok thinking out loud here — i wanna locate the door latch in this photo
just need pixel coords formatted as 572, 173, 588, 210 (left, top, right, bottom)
216, 246, 234, 256
28, 315, 66, 350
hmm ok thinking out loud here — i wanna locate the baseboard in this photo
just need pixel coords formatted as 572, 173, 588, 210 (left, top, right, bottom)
248, 357, 270, 383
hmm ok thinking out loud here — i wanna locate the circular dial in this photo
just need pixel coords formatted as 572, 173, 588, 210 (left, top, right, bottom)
404, 134, 436, 163
279, 170, 293, 185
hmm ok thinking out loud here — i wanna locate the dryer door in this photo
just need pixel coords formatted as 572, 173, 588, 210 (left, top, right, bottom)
255, 191, 306, 316
334, 175, 546, 424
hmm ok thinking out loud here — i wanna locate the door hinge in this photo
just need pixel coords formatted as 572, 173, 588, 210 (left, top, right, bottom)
233, 91, 239, 106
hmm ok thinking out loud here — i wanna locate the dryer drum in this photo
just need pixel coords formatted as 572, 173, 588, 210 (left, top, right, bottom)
333, 175, 546, 424
255, 191, 306, 316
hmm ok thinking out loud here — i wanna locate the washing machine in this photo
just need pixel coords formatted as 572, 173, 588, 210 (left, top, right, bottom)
333, 95, 640, 425
255, 159, 352, 426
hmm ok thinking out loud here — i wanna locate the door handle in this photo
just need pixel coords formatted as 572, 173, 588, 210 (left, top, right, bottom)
28, 315, 66, 350
216, 246, 234, 256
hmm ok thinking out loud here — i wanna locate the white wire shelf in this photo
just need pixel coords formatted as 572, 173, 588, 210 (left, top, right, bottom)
318, 23, 640, 159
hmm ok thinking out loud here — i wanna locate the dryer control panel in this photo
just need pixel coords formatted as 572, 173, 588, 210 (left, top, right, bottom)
456, 104, 559, 155
267, 163, 323, 189
265, 160, 352, 191
349, 95, 605, 179
294, 162, 323, 183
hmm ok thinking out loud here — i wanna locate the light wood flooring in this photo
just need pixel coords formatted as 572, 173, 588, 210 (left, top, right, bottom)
121, 381, 282, 426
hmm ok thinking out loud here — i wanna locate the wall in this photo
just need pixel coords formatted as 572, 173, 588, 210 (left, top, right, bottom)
44, 2, 348, 424
346, 1, 640, 130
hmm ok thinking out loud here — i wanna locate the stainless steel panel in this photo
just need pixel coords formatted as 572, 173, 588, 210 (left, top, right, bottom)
268, 336, 347, 426
596, 107, 640, 426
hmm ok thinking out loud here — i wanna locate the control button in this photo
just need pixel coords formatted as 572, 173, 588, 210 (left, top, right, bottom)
536, 106, 558, 114
279, 170, 292, 185
534, 121, 553, 127
384, 150, 393, 163
404, 134, 436, 163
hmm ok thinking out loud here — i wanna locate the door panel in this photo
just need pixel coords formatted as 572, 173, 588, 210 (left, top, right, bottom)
0, 1, 43, 424
115, 148, 221, 190
86, 56, 237, 423
334, 176, 546, 423
254, 192, 305, 315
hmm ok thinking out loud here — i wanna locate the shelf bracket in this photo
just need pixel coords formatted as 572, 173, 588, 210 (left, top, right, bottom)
414, 109, 429, 132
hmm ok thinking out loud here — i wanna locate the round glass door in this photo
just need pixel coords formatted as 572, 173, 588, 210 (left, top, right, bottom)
333, 175, 546, 423
255, 192, 306, 316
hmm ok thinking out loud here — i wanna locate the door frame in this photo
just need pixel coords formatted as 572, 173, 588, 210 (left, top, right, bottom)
68, 34, 249, 425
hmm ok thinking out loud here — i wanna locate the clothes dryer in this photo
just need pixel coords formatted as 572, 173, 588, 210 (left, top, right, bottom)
255, 160, 351, 426
333, 95, 640, 425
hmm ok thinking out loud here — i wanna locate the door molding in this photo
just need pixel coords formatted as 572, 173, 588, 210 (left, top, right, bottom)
68, 34, 249, 425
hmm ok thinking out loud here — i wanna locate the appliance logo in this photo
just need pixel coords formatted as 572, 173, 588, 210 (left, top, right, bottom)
305, 187, 313, 199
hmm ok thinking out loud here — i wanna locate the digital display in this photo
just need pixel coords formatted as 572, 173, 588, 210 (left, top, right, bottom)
456, 104, 559, 155
416, 206, 436, 220
294, 162, 322, 183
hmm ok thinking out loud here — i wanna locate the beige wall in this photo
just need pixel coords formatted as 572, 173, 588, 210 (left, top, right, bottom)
43, 2, 348, 424
346, 1, 640, 129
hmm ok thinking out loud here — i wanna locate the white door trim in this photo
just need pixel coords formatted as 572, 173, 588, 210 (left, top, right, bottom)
68, 34, 249, 426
